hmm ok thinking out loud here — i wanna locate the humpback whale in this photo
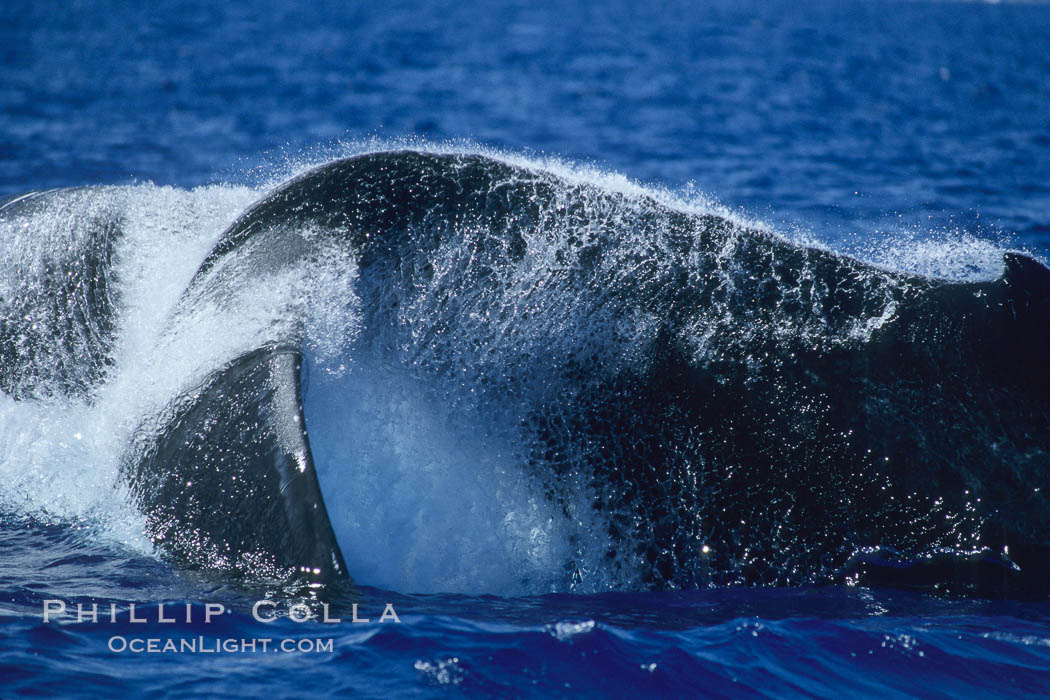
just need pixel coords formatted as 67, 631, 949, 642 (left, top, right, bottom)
2, 151, 1048, 596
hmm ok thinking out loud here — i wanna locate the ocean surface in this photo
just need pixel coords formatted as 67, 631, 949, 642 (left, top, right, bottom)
2, 0, 1050, 697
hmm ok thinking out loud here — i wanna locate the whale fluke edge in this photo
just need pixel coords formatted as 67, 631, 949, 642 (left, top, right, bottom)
124, 347, 353, 596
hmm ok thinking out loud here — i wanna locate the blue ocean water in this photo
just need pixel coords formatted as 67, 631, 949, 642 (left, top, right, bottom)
2, 0, 1050, 697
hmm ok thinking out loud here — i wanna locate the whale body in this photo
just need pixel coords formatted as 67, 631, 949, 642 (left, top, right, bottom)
3, 151, 1049, 596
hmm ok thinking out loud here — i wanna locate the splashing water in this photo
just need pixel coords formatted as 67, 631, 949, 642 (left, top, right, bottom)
0, 145, 1043, 597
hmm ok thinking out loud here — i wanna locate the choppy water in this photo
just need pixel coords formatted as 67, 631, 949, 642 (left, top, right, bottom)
2, 0, 1049, 697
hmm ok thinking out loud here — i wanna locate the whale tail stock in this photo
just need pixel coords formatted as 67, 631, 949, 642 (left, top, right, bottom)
1002, 251, 1050, 389
107, 151, 1050, 596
